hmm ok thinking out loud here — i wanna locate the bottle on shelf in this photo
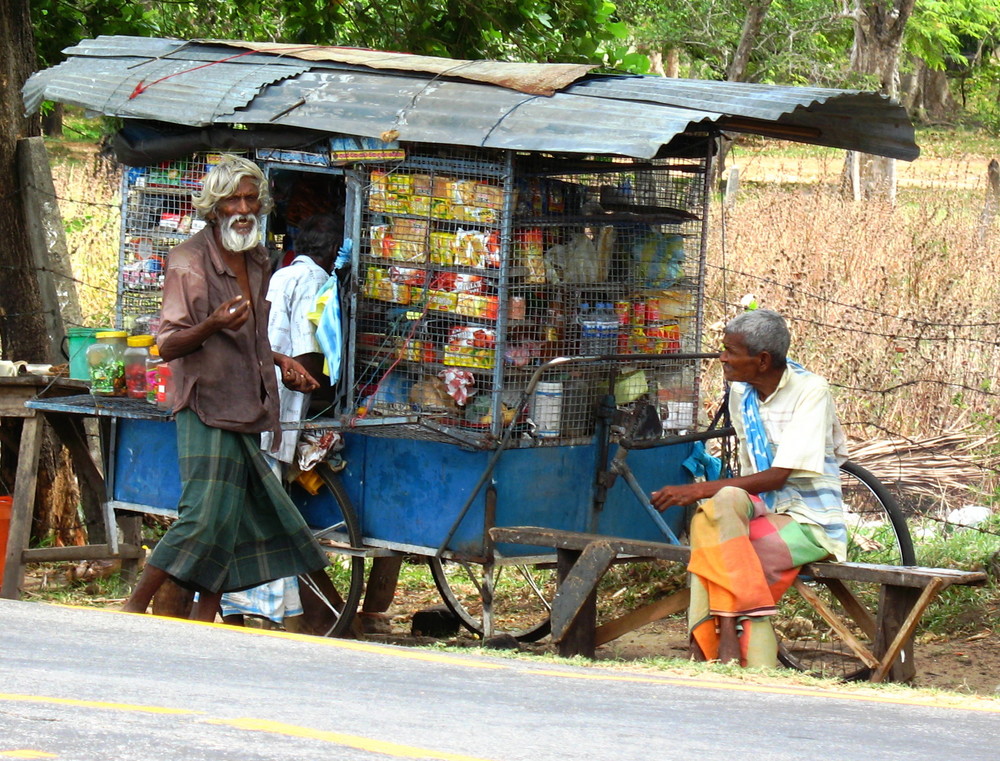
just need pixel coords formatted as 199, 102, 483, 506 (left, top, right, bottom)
155, 357, 175, 412
145, 345, 162, 404
577, 302, 599, 356
124, 334, 155, 399
594, 302, 618, 356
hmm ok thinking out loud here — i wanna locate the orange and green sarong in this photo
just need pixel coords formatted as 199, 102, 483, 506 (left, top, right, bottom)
687, 486, 831, 667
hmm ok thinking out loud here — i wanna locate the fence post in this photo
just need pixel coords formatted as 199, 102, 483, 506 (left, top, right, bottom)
977, 158, 1000, 244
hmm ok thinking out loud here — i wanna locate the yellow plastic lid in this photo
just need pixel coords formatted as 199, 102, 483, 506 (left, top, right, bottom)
127, 334, 155, 347
96, 330, 128, 339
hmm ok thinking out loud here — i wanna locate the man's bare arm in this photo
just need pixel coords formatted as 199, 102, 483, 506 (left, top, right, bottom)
650, 467, 792, 511
159, 296, 250, 361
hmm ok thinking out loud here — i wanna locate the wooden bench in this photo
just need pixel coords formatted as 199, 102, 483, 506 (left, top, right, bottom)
489, 526, 987, 683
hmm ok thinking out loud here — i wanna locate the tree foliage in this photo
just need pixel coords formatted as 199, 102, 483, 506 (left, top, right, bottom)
32, 0, 644, 71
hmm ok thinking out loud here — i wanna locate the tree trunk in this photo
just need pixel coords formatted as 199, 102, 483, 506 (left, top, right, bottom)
845, 0, 917, 201
726, 1, 773, 82
42, 102, 63, 137
1, 0, 85, 548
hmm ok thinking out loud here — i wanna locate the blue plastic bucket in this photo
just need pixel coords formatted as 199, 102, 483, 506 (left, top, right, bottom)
66, 327, 107, 380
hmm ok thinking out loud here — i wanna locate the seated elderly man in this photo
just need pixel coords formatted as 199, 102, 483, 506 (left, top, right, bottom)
651, 309, 847, 667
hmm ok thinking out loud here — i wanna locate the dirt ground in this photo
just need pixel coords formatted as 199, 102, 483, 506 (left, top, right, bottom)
371, 604, 1000, 697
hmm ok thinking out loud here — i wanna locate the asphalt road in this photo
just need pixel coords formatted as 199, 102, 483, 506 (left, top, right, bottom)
0, 599, 995, 760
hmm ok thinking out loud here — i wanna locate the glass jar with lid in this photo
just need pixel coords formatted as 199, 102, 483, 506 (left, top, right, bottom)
87, 330, 128, 396
124, 335, 155, 399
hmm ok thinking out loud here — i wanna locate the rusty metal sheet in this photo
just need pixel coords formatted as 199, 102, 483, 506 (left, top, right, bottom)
23, 35, 920, 161
205, 39, 597, 96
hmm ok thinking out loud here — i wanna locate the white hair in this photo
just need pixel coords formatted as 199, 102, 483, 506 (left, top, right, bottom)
191, 155, 274, 219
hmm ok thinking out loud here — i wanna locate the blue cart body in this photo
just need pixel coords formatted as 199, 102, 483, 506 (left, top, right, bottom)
113, 418, 690, 557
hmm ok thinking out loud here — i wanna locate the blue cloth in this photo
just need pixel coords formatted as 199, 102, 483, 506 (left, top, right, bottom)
740, 360, 806, 509
682, 441, 722, 481
310, 238, 351, 383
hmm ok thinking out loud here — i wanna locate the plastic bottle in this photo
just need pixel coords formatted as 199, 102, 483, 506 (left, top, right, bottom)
124, 335, 154, 399
145, 345, 162, 404
154, 354, 175, 411
577, 303, 599, 356
87, 330, 127, 396
595, 302, 618, 356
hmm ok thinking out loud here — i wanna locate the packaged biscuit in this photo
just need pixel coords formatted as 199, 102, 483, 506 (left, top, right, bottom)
370, 225, 392, 258
456, 293, 499, 320
389, 266, 427, 287
448, 179, 477, 206
390, 239, 426, 263
473, 183, 504, 210
424, 289, 459, 313
411, 174, 433, 196
429, 231, 457, 266
445, 326, 496, 369
386, 173, 413, 194
430, 197, 453, 220
384, 193, 410, 214
391, 218, 429, 240
515, 229, 546, 283
409, 194, 431, 216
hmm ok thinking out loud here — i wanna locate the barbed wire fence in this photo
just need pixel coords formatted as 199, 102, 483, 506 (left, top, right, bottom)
4, 149, 1000, 523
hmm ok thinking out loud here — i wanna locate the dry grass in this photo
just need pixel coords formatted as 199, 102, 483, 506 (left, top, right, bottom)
704, 150, 1000, 506
50, 153, 121, 328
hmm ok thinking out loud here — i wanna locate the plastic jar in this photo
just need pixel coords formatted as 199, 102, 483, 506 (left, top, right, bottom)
146, 345, 162, 404
153, 350, 175, 411
87, 330, 127, 396
124, 335, 154, 399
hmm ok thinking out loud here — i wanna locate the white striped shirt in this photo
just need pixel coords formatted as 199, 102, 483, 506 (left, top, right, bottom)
730, 368, 848, 560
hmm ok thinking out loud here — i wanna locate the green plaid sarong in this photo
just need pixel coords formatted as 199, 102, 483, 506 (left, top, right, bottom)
147, 409, 328, 594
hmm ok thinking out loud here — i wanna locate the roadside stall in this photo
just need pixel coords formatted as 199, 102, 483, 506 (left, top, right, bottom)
9, 37, 920, 648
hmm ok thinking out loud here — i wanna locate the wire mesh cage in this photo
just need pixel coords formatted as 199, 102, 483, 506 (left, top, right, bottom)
351, 143, 709, 447
117, 153, 231, 332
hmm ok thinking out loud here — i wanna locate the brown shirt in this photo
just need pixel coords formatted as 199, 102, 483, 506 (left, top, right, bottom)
158, 226, 281, 436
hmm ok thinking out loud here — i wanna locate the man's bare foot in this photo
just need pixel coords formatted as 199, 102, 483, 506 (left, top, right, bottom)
688, 637, 707, 662
717, 617, 741, 664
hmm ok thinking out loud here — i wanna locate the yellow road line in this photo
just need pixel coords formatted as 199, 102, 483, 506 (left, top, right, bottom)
528, 669, 1000, 714
0, 693, 198, 715
208, 718, 494, 761
0, 752, 58, 759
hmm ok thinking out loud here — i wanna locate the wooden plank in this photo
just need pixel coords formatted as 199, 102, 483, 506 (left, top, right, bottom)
871, 582, 940, 683
792, 578, 880, 670
490, 526, 690, 564
595, 588, 690, 646
556, 548, 596, 658
22, 543, 145, 562
550, 541, 616, 643
802, 561, 986, 589
823, 578, 877, 639
1, 416, 44, 599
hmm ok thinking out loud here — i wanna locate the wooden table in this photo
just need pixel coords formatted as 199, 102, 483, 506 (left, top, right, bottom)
0, 380, 148, 599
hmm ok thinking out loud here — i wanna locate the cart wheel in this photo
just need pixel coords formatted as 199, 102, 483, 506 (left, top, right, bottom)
428, 558, 556, 643
288, 464, 365, 638
777, 460, 915, 680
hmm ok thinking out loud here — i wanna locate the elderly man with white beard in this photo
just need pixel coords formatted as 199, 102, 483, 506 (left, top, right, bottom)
122, 156, 329, 621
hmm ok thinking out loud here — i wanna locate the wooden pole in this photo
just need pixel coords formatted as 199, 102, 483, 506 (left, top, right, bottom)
977, 158, 1000, 243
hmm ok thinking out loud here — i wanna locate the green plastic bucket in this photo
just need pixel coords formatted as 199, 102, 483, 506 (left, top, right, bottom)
67, 327, 107, 380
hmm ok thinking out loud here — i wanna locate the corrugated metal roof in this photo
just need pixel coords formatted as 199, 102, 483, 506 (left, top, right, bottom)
24, 35, 919, 161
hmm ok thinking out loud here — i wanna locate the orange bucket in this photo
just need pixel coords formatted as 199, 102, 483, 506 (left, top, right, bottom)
0, 495, 12, 585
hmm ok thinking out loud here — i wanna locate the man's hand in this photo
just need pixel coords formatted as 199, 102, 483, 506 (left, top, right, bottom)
650, 482, 710, 512
275, 353, 319, 393
211, 295, 251, 331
